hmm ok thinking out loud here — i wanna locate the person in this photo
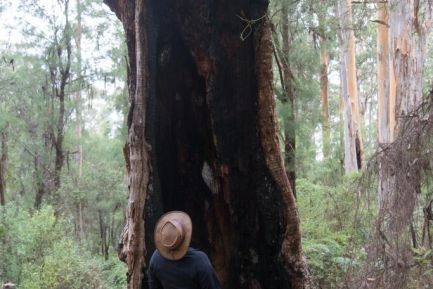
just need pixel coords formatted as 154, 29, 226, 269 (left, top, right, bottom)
148, 211, 221, 289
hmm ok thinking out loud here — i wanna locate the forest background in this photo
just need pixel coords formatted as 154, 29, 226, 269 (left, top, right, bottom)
1, 0, 433, 288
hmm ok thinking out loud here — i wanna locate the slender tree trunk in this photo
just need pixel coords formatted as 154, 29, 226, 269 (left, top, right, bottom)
53, 97, 65, 192
337, 0, 363, 173
376, 2, 392, 210
34, 152, 45, 209
0, 125, 8, 206
104, 1, 313, 289
52, 0, 72, 194
78, 201, 84, 240
75, 0, 83, 180
53, 52, 69, 192
319, 14, 330, 159
339, 92, 345, 174
35, 82, 50, 209
377, 2, 390, 145
34, 0, 72, 209
98, 210, 110, 260
75, 0, 85, 242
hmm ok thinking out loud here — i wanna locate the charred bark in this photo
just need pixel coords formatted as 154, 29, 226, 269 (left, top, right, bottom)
105, 1, 311, 288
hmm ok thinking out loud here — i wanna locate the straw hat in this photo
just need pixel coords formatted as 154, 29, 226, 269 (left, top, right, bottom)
154, 211, 192, 260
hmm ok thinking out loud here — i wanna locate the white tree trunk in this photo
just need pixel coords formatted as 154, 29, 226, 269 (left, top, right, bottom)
378, 0, 432, 210
375, 1, 432, 287
337, 0, 363, 174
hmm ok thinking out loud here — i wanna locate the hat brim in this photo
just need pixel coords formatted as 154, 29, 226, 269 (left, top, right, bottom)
154, 211, 192, 261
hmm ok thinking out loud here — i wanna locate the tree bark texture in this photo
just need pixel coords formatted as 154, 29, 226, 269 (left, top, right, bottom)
319, 13, 330, 159
279, 0, 296, 196
377, 3, 390, 146
337, 0, 363, 174
104, 1, 312, 289
376, 2, 392, 212
74, 0, 85, 242
378, 0, 432, 211
374, 1, 432, 288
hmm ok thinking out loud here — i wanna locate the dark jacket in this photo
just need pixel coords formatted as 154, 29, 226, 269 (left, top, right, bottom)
148, 248, 221, 289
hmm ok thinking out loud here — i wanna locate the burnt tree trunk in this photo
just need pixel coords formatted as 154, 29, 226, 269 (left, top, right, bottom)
104, 1, 311, 289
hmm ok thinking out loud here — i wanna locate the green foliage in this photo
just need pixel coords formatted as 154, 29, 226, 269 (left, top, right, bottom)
0, 204, 127, 288
101, 257, 128, 287
297, 176, 373, 288
1, 1, 127, 288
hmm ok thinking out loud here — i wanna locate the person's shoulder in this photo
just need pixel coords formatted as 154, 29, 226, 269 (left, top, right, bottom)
150, 249, 162, 258
188, 248, 207, 257
149, 249, 163, 267
188, 248, 211, 264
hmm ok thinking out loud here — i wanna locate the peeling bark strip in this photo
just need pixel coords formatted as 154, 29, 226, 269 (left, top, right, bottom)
105, 1, 312, 289
377, 3, 390, 145
337, 0, 363, 173
255, 19, 312, 289
371, 1, 433, 288
378, 0, 432, 211
113, 0, 151, 288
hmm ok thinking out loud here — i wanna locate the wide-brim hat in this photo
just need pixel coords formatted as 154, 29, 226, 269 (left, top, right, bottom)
154, 211, 192, 261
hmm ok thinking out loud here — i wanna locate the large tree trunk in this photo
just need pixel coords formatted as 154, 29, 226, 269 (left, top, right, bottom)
337, 0, 363, 174
374, 1, 432, 288
378, 0, 431, 214
104, 1, 312, 289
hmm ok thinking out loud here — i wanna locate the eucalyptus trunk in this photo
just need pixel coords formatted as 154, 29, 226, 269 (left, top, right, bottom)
337, 0, 363, 174
375, 1, 432, 288
378, 0, 431, 212
319, 9, 330, 159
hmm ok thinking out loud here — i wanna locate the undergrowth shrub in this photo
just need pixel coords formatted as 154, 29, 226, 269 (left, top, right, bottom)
297, 175, 373, 289
0, 204, 127, 289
